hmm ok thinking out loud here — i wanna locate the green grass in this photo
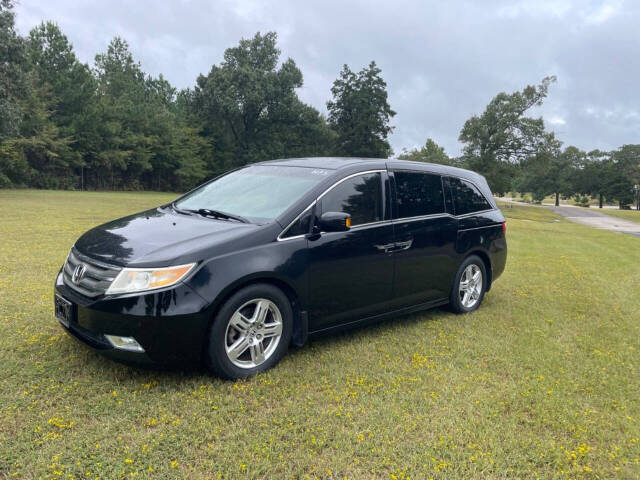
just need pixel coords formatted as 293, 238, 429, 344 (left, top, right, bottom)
598, 208, 640, 224
496, 200, 563, 223
1, 190, 639, 479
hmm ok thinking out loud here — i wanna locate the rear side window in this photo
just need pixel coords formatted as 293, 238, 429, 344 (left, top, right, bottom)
393, 171, 444, 219
320, 173, 383, 226
446, 177, 492, 215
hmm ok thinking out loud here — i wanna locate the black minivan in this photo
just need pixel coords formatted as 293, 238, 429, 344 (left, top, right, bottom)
54, 157, 507, 379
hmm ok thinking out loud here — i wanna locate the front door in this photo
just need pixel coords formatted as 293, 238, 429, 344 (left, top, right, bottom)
307, 171, 395, 331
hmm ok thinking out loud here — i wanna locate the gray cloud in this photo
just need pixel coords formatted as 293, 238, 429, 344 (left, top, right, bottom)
14, 0, 640, 156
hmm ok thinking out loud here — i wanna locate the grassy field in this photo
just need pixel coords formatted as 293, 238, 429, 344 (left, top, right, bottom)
598, 208, 640, 224
1, 190, 639, 479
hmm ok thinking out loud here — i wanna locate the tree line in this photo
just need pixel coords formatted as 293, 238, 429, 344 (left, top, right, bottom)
400, 77, 640, 209
1, 1, 639, 208
0, 1, 393, 191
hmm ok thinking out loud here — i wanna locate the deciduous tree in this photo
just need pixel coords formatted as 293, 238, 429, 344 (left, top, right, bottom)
459, 77, 556, 194
398, 138, 456, 166
515, 141, 582, 205
193, 32, 331, 169
606, 145, 640, 207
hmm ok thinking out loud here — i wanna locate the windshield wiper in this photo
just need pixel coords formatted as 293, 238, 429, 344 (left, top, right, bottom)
171, 203, 195, 216
171, 202, 250, 223
188, 208, 250, 224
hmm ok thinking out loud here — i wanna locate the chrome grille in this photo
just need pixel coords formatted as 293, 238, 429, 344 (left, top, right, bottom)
62, 248, 122, 298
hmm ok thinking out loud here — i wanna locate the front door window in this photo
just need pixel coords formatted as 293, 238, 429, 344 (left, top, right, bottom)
320, 173, 383, 225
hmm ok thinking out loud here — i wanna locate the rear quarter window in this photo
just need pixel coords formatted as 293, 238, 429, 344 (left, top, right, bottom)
445, 177, 492, 215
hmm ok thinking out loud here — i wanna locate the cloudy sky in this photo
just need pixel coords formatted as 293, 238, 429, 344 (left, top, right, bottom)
14, 0, 640, 156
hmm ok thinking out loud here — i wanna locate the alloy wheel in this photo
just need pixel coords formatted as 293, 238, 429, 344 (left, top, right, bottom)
459, 264, 483, 309
224, 298, 283, 369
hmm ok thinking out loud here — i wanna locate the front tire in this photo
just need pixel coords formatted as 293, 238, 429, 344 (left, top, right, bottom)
206, 284, 293, 379
449, 255, 487, 314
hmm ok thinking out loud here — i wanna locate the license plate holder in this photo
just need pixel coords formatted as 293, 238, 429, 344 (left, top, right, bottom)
54, 294, 74, 327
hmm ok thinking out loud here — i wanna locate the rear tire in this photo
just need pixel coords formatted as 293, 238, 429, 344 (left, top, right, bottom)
205, 284, 293, 379
449, 255, 487, 314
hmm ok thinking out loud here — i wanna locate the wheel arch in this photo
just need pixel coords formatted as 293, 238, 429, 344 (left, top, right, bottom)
200, 274, 306, 362
466, 249, 493, 291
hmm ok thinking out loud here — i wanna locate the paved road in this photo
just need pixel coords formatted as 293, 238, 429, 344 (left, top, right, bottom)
548, 205, 640, 238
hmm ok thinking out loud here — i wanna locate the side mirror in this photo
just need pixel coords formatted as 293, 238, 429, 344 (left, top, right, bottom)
318, 211, 352, 232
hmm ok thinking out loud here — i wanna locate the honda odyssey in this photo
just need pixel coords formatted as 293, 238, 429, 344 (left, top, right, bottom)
54, 157, 507, 379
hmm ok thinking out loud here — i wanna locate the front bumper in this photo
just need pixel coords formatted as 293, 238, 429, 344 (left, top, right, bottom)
54, 271, 211, 366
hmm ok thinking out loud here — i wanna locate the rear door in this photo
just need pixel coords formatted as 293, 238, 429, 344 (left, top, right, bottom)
390, 169, 458, 307
307, 171, 395, 330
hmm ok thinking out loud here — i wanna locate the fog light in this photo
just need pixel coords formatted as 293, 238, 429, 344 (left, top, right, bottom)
104, 335, 145, 353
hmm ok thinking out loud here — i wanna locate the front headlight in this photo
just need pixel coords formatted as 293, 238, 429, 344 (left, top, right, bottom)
106, 263, 196, 295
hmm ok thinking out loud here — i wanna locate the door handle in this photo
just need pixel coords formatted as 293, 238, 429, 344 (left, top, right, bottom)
392, 239, 413, 251
375, 239, 413, 253
375, 243, 395, 253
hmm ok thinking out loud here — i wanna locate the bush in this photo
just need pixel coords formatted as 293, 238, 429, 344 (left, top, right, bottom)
573, 195, 590, 207
0, 173, 13, 188
532, 191, 546, 204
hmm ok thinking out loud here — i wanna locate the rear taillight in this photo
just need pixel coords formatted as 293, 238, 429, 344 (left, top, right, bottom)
501, 221, 507, 234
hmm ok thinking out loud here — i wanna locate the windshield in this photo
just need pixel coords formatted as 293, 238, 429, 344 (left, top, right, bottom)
174, 165, 329, 223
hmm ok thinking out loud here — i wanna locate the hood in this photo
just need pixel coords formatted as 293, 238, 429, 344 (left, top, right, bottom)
74, 206, 259, 266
